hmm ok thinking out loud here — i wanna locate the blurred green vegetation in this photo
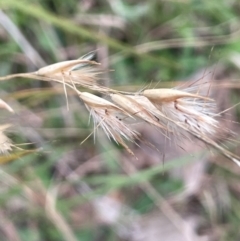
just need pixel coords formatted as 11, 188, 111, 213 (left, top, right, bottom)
0, 0, 240, 240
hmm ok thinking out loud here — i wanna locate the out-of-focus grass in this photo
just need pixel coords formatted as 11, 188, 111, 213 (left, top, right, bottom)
0, 0, 240, 240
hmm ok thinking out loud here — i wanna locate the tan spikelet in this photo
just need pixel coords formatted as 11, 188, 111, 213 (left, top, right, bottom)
0, 52, 103, 94
143, 89, 213, 102
143, 87, 218, 137
111, 94, 167, 130
36, 59, 99, 76
80, 92, 139, 155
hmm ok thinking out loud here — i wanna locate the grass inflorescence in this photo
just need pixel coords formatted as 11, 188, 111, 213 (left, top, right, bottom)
0, 51, 239, 166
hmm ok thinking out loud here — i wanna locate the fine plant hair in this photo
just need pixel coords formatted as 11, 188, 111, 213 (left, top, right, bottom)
0, 51, 240, 166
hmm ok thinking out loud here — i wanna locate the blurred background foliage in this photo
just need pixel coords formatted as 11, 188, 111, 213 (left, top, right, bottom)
0, 0, 240, 240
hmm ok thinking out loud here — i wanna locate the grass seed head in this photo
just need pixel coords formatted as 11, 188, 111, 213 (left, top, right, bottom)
0, 50, 239, 165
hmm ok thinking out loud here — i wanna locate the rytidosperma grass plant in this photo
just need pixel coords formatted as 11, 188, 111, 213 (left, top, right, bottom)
0, 51, 240, 166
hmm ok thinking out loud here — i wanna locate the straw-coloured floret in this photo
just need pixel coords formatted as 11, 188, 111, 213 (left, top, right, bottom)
79, 92, 139, 155
143, 88, 219, 137
36, 59, 102, 90
110, 94, 166, 130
